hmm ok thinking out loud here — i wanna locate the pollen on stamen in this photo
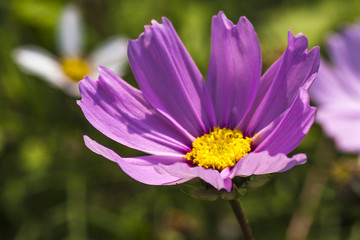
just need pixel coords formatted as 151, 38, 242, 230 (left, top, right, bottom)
61, 57, 90, 81
185, 127, 254, 171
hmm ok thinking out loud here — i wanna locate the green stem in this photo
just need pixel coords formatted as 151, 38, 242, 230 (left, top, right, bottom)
229, 199, 254, 240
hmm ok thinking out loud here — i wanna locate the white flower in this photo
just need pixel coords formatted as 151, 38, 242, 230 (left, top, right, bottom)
12, 4, 128, 97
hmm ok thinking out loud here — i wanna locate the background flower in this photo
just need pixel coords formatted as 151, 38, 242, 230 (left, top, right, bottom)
310, 21, 360, 153
12, 4, 128, 96
79, 12, 319, 192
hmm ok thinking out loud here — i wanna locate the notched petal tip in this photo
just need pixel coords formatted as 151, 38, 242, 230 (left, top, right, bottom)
77, 75, 93, 103
161, 17, 172, 25
129, 27, 150, 48
213, 11, 225, 22
131, 23, 159, 48
78, 74, 95, 87
238, 16, 251, 26
97, 65, 108, 74
150, 19, 160, 28
236, 17, 257, 39
286, 31, 320, 75
213, 11, 234, 29
287, 31, 320, 58
213, 12, 253, 32
287, 30, 309, 51
216, 10, 225, 16
142, 17, 170, 33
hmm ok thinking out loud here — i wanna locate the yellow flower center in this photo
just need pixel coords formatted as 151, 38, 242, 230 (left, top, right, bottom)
185, 127, 254, 171
61, 57, 90, 81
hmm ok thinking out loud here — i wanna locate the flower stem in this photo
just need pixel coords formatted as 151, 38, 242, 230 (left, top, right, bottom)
229, 199, 254, 240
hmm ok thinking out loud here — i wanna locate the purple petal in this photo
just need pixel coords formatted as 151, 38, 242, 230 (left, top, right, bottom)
206, 12, 261, 128
327, 21, 360, 77
78, 66, 193, 156
243, 31, 320, 135
317, 103, 360, 152
229, 152, 307, 177
84, 136, 187, 185
253, 88, 316, 155
310, 60, 359, 105
310, 59, 360, 105
85, 135, 233, 190
155, 162, 233, 191
311, 22, 360, 154
128, 17, 215, 138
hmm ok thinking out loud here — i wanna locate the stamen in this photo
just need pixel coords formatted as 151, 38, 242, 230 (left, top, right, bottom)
61, 57, 90, 81
185, 127, 254, 171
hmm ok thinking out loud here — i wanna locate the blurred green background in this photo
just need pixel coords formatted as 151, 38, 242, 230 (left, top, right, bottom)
1, 0, 360, 239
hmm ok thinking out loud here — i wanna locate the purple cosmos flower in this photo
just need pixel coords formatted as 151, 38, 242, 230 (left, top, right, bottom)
78, 12, 319, 192
310, 21, 360, 153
